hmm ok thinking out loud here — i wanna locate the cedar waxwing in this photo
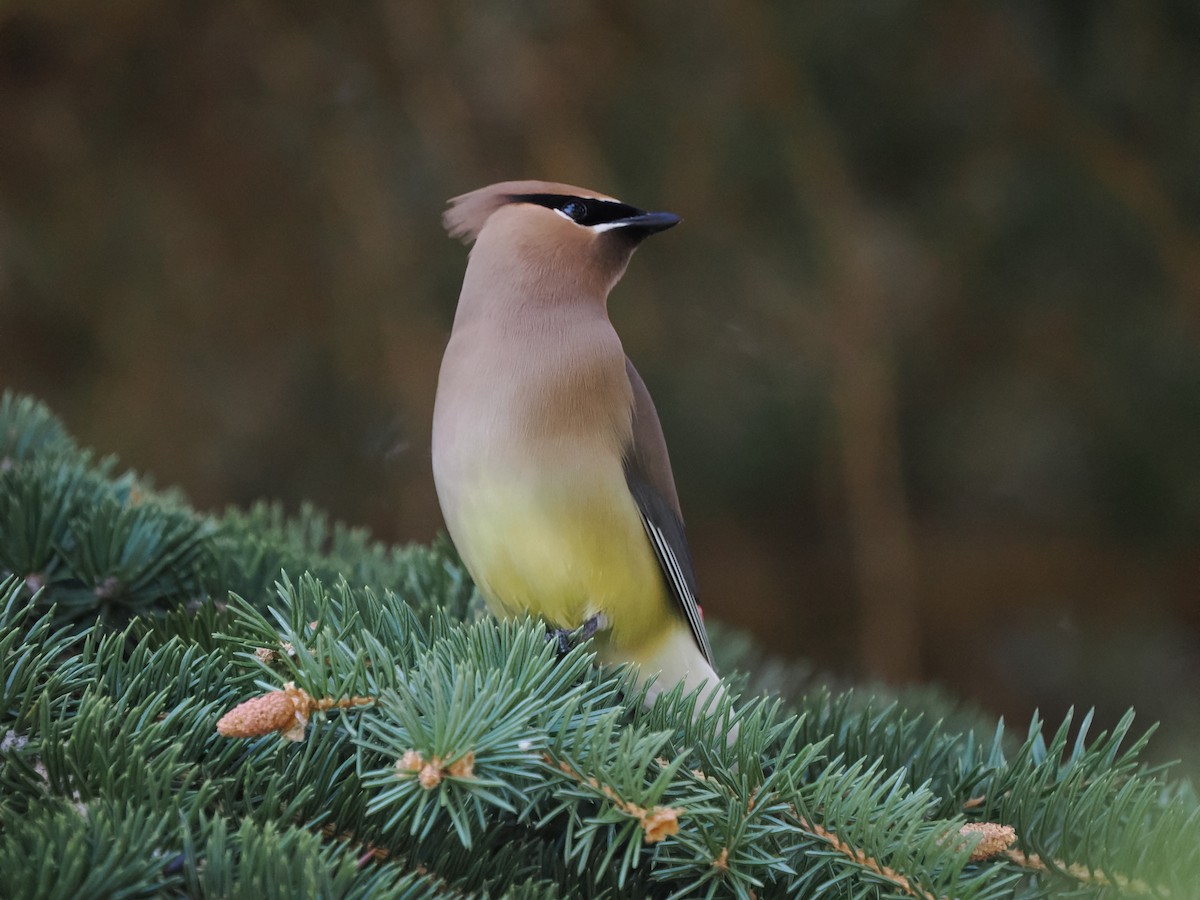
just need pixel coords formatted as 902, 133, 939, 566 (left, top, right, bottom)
432, 180, 723, 709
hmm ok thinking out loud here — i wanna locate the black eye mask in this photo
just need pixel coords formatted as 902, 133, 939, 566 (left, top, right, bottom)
507, 193, 646, 227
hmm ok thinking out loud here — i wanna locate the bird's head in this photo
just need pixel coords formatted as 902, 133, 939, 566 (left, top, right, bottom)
443, 180, 680, 297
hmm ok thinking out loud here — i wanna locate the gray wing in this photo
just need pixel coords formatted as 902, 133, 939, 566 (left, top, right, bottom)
622, 358, 714, 665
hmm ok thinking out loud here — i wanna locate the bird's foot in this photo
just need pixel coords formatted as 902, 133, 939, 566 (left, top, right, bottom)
576, 613, 608, 641
545, 614, 609, 659
545, 628, 573, 658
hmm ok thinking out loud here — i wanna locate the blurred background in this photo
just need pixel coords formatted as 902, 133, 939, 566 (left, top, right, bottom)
1, 1, 1197, 767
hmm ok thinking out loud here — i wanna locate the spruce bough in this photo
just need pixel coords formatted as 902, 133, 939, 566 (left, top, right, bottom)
0, 390, 1195, 898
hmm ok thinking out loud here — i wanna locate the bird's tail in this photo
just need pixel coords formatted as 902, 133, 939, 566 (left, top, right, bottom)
633, 624, 734, 728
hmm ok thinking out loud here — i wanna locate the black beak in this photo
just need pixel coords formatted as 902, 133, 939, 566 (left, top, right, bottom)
609, 210, 681, 241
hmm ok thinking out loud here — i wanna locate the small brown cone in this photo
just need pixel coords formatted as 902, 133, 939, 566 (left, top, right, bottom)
960, 822, 1017, 861
216, 682, 314, 741
642, 806, 681, 844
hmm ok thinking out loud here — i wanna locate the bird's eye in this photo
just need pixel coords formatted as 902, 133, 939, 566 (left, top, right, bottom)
560, 200, 588, 222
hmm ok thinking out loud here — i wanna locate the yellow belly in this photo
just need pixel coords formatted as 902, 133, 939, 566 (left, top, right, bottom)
450, 474, 674, 658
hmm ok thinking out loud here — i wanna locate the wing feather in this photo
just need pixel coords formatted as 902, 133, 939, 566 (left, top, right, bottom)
622, 359, 714, 665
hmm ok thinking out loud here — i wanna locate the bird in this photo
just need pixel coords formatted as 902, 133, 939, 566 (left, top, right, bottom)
432, 180, 723, 710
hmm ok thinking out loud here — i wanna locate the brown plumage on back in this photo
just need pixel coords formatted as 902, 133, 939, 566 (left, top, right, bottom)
432, 181, 723, 711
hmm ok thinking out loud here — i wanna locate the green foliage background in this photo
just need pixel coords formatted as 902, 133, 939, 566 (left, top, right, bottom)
2, 393, 1198, 897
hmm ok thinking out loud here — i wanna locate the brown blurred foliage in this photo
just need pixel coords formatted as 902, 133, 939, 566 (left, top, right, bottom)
1, 1, 1198, 762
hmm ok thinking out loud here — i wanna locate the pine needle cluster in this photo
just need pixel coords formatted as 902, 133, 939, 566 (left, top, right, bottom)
0, 390, 1196, 898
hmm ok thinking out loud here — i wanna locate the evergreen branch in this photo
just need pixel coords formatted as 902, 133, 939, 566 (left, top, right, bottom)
975, 708, 1200, 895
353, 618, 618, 851
0, 391, 76, 466
790, 809, 939, 900
539, 714, 719, 892
178, 813, 445, 898
0, 801, 185, 900
0, 456, 126, 594
642, 697, 829, 898
2, 392, 1198, 898
0, 577, 94, 735
545, 751, 685, 844
1003, 848, 1157, 896
62, 496, 217, 620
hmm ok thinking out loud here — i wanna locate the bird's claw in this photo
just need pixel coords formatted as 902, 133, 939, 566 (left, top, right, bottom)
545, 628, 574, 658
545, 614, 608, 658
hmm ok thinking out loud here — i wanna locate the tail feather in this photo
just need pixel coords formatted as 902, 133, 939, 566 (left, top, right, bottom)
635, 625, 733, 732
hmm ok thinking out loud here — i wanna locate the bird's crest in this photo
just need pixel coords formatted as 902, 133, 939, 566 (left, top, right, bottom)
443, 180, 618, 244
